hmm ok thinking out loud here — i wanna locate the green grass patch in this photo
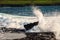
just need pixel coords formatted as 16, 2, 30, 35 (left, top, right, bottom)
0, 0, 60, 4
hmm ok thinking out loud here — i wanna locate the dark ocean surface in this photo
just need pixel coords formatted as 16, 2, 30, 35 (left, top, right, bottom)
0, 6, 60, 16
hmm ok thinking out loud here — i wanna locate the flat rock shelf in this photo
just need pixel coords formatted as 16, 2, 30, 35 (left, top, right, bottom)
13, 32, 56, 40
0, 32, 26, 40
0, 27, 56, 40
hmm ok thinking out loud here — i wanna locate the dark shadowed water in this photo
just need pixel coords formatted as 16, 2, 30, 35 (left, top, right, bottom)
0, 6, 60, 16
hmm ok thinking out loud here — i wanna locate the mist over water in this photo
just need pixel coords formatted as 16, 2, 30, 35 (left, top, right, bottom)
32, 6, 60, 39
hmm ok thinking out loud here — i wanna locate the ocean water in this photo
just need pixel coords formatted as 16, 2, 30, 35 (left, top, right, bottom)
0, 6, 60, 16
0, 6, 60, 39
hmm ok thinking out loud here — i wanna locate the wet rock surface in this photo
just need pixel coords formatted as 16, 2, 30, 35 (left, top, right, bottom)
14, 32, 56, 40
0, 27, 56, 40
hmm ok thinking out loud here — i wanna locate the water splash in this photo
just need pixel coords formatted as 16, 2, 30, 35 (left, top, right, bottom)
32, 6, 46, 32
32, 6, 60, 39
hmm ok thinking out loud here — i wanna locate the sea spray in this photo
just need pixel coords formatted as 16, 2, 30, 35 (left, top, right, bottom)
32, 6, 46, 32
44, 11, 60, 39
32, 6, 60, 39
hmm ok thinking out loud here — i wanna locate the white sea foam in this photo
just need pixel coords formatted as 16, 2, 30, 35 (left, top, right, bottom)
0, 13, 38, 29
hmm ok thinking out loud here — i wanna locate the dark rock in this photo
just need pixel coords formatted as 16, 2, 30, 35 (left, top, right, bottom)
24, 21, 38, 30
20, 32, 56, 40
